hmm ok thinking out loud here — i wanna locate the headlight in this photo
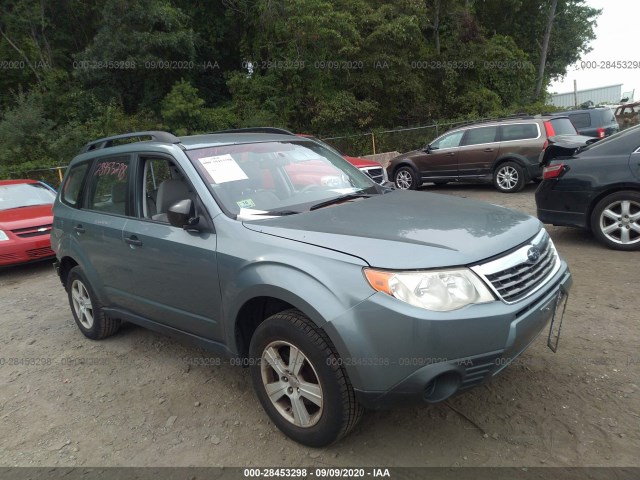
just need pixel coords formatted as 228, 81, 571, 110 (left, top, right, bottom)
0, 230, 9, 241
364, 268, 495, 312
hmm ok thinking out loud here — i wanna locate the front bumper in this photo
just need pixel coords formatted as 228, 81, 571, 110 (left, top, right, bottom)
0, 235, 54, 266
325, 262, 572, 409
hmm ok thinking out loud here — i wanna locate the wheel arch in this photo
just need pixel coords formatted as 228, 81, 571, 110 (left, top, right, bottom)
229, 281, 354, 361
390, 160, 419, 178
58, 256, 79, 289
233, 292, 324, 359
492, 155, 530, 174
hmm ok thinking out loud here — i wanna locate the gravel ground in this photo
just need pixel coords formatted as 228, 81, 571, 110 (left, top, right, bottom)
0, 183, 638, 468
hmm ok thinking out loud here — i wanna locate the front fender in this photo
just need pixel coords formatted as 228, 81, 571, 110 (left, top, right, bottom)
220, 251, 374, 357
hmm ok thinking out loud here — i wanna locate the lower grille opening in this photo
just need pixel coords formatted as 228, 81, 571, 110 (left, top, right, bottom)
424, 371, 462, 403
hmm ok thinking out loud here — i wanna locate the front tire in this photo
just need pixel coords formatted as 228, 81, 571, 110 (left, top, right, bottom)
394, 166, 419, 190
249, 309, 363, 447
67, 266, 121, 339
493, 161, 526, 193
590, 191, 640, 251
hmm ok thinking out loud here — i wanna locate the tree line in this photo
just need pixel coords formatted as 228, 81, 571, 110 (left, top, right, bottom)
0, 0, 600, 178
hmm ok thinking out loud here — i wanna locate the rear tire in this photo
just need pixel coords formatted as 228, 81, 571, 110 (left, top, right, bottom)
590, 191, 640, 251
394, 166, 419, 190
493, 161, 526, 193
67, 266, 121, 340
249, 309, 363, 447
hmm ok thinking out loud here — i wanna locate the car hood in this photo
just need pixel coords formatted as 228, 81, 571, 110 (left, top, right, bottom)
243, 191, 541, 269
345, 156, 381, 168
0, 204, 53, 230
389, 149, 423, 163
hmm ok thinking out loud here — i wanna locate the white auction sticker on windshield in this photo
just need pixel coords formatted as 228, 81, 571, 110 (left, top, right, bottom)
199, 154, 248, 184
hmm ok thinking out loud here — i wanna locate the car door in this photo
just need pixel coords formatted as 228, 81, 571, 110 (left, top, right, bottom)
458, 125, 500, 177
72, 155, 132, 306
414, 130, 465, 179
117, 153, 224, 341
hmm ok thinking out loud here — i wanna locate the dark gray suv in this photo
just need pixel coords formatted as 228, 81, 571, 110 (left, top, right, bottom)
52, 130, 572, 446
551, 106, 619, 139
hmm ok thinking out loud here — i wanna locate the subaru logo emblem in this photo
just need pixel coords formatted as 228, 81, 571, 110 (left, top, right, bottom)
527, 247, 541, 263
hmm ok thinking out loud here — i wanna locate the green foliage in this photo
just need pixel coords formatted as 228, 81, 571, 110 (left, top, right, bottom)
161, 80, 205, 135
311, 91, 378, 133
475, 0, 600, 87
75, 0, 196, 113
0, 90, 55, 177
0, 0, 601, 178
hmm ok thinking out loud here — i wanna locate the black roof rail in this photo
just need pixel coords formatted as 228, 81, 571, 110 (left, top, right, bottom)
80, 131, 180, 153
209, 127, 296, 136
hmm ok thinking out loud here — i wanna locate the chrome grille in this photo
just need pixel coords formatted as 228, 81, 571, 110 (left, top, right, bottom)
360, 167, 385, 184
12, 224, 52, 238
471, 230, 560, 304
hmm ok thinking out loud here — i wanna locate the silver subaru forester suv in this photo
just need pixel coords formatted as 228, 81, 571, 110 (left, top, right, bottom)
52, 130, 572, 447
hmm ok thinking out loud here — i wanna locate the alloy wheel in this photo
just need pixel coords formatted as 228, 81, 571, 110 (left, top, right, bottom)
71, 279, 94, 329
599, 199, 640, 245
395, 170, 413, 189
496, 165, 519, 191
260, 341, 323, 428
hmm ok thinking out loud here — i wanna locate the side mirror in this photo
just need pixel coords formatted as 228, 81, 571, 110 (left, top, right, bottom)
167, 199, 201, 231
424, 144, 433, 153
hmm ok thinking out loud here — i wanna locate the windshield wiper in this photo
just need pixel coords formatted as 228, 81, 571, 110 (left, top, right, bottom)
310, 193, 371, 211
236, 209, 300, 220
262, 210, 300, 216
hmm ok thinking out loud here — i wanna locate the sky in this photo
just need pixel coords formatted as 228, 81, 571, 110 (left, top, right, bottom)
549, 0, 640, 101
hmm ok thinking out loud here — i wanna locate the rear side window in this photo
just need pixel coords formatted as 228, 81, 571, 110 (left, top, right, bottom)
548, 118, 577, 135
462, 126, 498, 146
61, 163, 89, 207
500, 124, 539, 141
568, 113, 591, 128
86, 156, 130, 215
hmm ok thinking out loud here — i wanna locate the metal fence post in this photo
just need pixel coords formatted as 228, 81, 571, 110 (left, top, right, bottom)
371, 133, 376, 155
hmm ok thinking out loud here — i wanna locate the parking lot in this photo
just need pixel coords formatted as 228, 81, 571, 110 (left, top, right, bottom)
1, 183, 638, 468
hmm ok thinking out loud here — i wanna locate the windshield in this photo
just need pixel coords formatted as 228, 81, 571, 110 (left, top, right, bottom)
186, 141, 378, 217
0, 182, 56, 211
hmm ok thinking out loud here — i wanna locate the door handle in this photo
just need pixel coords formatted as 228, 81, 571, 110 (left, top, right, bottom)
446, 152, 455, 156
483, 148, 494, 152
124, 235, 143, 247
73, 224, 85, 234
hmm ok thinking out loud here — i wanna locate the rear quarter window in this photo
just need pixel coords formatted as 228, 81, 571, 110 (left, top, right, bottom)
549, 118, 578, 135
602, 109, 616, 123
61, 163, 89, 207
568, 113, 591, 128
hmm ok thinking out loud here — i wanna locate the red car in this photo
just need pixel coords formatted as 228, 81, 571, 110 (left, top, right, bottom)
0, 179, 57, 266
297, 134, 388, 184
